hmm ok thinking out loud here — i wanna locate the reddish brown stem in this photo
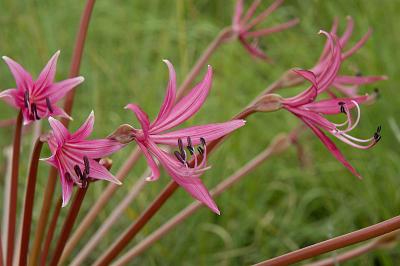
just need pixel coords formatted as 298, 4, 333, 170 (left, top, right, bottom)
253, 215, 400, 266
28, 1, 96, 264
6, 110, 22, 266
18, 139, 44, 266
48, 187, 88, 266
39, 198, 62, 266
0, 229, 4, 266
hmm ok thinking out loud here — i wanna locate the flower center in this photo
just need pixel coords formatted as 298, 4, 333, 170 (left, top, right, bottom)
174, 136, 206, 167
23, 90, 53, 120
65, 155, 90, 188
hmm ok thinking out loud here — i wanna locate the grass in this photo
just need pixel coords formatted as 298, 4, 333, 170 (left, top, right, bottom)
0, 0, 399, 265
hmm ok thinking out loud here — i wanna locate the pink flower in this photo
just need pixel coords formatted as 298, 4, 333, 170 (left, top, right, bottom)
121, 61, 245, 214
42, 112, 124, 207
0, 51, 84, 125
232, 0, 299, 60
314, 17, 387, 98
281, 31, 380, 178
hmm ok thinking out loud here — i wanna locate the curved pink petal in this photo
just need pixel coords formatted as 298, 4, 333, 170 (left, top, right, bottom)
65, 139, 124, 159
339, 17, 354, 48
241, 0, 261, 25
151, 60, 177, 128
233, 0, 244, 27
71, 111, 94, 140
48, 117, 70, 145
137, 142, 160, 181
239, 36, 270, 61
334, 75, 387, 85
150, 65, 213, 134
0, 88, 21, 109
60, 173, 74, 207
150, 120, 245, 146
125, 103, 150, 137
243, 19, 300, 38
2, 56, 33, 91
302, 96, 369, 115
46, 76, 84, 102
286, 106, 336, 131
36, 51, 60, 94
301, 117, 362, 179
282, 69, 318, 106
88, 159, 121, 185
342, 29, 372, 60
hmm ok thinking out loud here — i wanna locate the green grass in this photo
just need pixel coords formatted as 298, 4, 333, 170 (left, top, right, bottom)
0, 0, 399, 265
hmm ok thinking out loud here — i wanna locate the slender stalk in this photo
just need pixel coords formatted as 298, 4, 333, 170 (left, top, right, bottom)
28, 1, 96, 264
0, 229, 3, 266
17, 139, 44, 266
39, 198, 62, 266
252, 215, 400, 266
6, 110, 22, 266
112, 134, 291, 265
61, 26, 234, 263
48, 187, 88, 266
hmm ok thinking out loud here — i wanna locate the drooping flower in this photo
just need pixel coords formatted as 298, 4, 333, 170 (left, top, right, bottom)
280, 31, 381, 178
111, 61, 245, 214
232, 0, 299, 60
42, 112, 124, 206
0, 51, 84, 125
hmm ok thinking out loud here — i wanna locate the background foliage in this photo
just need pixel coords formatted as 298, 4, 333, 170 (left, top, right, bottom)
0, 0, 398, 265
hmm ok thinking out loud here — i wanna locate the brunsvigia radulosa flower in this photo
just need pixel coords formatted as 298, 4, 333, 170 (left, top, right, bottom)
0, 51, 84, 125
42, 112, 124, 206
232, 0, 299, 60
110, 60, 245, 214
255, 31, 381, 178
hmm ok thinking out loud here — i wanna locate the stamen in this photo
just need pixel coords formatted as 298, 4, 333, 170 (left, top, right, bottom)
178, 138, 184, 155
46, 97, 53, 113
24, 91, 29, 108
64, 172, 72, 182
374, 125, 382, 142
31, 103, 40, 120
338, 102, 346, 114
174, 151, 186, 165
83, 156, 90, 175
74, 165, 84, 179
186, 136, 194, 155
200, 137, 206, 147
197, 146, 204, 155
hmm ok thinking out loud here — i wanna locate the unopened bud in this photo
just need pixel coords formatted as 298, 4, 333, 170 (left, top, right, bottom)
99, 158, 113, 171
252, 94, 283, 113
108, 124, 136, 144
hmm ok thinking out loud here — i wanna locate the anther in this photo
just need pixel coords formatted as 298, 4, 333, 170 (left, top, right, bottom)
356, 71, 363, 77
46, 97, 53, 113
24, 91, 29, 108
177, 138, 186, 161
197, 146, 204, 155
74, 165, 84, 179
83, 156, 90, 175
373, 88, 380, 99
64, 172, 72, 182
338, 102, 346, 114
174, 151, 186, 165
200, 137, 206, 147
374, 125, 382, 142
31, 103, 40, 120
186, 136, 194, 155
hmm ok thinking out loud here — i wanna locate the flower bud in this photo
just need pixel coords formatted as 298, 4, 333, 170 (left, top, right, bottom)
252, 94, 283, 113
108, 124, 136, 144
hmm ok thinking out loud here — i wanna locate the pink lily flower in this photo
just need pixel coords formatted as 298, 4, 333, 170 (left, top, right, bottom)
232, 0, 299, 60
313, 17, 387, 98
281, 31, 380, 178
42, 112, 124, 207
0, 51, 84, 125
120, 61, 245, 214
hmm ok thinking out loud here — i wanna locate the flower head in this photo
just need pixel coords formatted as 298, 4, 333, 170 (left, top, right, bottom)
43, 112, 124, 206
232, 0, 299, 60
0, 51, 84, 125
111, 61, 245, 214
281, 31, 380, 178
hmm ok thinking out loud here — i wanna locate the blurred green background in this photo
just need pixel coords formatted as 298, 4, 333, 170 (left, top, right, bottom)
0, 0, 399, 265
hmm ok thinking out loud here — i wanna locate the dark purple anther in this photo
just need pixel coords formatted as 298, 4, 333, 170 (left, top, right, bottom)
46, 97, 54, 113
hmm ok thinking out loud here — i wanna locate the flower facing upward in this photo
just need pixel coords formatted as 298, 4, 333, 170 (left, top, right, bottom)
0, 51, 84, 125
43, 112, 124, 206
232, 0, 299, 60
111, 61, 245, 214
280, 31, 380, 178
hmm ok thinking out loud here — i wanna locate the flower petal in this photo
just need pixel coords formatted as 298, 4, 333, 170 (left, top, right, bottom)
50, 105, 73, 121
282, 69, 318, 106
125, 103, 150, 137
334, 75, 387, 85
60, 173, 74, 207
48, 117, 70, 145
150, 120, 246, 146
150, 65, 213, 133
137, 142, 160, 181
151, 60, 177, 128
232, 0, 243, 27
302, 96, 369, 115
2, 56, 33, 91
0, 88, 21, 109
88, 159, 122, 185
239, 36, 270, 60
64, 139, 124, 159
71, 111, 94, 140
36, 51, 60, 94
46, 76, 84, 102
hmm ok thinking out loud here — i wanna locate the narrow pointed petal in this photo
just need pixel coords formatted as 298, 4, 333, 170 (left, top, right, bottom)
150, 65, 213, 133
46, 76, 84, 102
150, 120, 246, 146
50, 105, 73, 121
65, 139, 124, 159
282, 70, 318, 106
302, 96, 369, 115
243, 19, 300, 38
241, 0, 261, 25
0, 88, 21, 109
36, 50, 60, 93
342, 29, 372, 60
334, 75, 388, 85
71, 111, 94, 140
233, 0, 244, 27
125, 104, 150, 136
41, 154, 58, 168
151, 60, 177, 128
48, 117, 70, 145
286, 106, 336, 131
61, 173, 74, 207
2, 56, 33, 90
302, 117, 362, 178
137, 142, 160, 181
339, 17, 354, 48
88, 159, 122, 185
239, 37, 270, 61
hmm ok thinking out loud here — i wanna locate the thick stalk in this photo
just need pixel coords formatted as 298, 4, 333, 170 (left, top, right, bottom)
60, 26, 233, 263
252, 215, 400, 266
28, 0, 96, 264
18, 139, 44, 266
112, 134, 291, 265
6, 110, 22, 266
48, 187, 88, 266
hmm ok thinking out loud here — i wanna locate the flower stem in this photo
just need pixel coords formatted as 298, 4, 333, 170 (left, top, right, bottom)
0, 229, 4, 266
48, 187, 88, 266
28, 1, 96, 264
112, 134, 292, 265
61, 27, 234, 263
18, 139, 44, 266
252, 215, 400, 266
39, 198, 62, 266
6, 110, 22, 266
